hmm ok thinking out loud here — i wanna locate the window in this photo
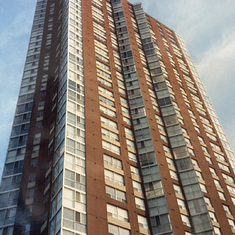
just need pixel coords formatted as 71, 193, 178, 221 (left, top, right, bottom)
198, 136, 205, 144
102, 140, 120, 155
196, 171, 203, 180
214, 179, 222, 188
177, 198, 187, 211
93, 38, 105, 48
223, 204, 231, 215
162, 146, 170, 156
104, 169, 124, 185
158, 97, 171, 107
222, 173, 234, 183
228, 219, 235, 230
123, 116, 131, 125
125, 127, 134, 139
101, 116, 117, 129
201, 146, 208, 154
209, 167, 217, 176
181, 214, 191, 227
218, 191, 226, 201
34, 133, 41, 142
107, 204, 129, 222
31, 158, 38, 167
145, 181, 164, 197
218, 163, 230, 173
194, 126, 201, 133
231, 197, 235, 204
166, 157, 175, 168
126, 139, 135, 149
214, 227, 221, 235
209, 211, 217, 222
173, 184, 183, 195
26, 188, 34, 200
28, 173, 36, 184
106, 185, 126, 203
96, 60, 110, 71
204, 197, 212, 207
170, 170, 178, 181
188, 148, 195, 156
133, 181, 143, 193
191, 159, 199, 168
99, 95, 115, 107
128, 151, 137, 162
210, 142, 222, 152
100, 105, 116, 118
137, 215, 149, 229
63, 207, 86, 229
135, 197, 145, 210
205, 156, 212, 164
227, 185, 235, 195
97, 68, 111, 79
98, 86, 114, 97
103, 154, 122, 169
214, 152, 226, 162
108, 224, 130, 235
64, 169, 85, 189
98, 76, 112, 87
130, 166, 140, 178
200, 183, 207, 193
102, 128, 119, 141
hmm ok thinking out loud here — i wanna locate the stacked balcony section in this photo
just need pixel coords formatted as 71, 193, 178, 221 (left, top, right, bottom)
133, 3, 215, 235
111, 0, 173, 234
49, 0, 86, 234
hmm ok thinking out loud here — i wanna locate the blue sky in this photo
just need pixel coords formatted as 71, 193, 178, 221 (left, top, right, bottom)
0, 0, 235, 177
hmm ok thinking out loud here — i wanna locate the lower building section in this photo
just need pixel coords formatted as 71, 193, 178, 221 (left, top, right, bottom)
0, 0, 235, 235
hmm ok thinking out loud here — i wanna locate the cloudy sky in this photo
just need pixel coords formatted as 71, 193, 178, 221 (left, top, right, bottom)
0, 0, 235, 176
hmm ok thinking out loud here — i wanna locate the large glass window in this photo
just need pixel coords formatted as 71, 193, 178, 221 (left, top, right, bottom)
108, 224, 130, 235
103, 154, 122, 169
102, 140, 120, 155
105, 185, 126, 203
107, 204, 129, 222
104, 169, 124, 185
137, 215, 149, 229
102, 128, 119, 141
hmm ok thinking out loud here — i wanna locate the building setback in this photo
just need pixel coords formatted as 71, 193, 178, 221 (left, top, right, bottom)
0, 0, 235, 234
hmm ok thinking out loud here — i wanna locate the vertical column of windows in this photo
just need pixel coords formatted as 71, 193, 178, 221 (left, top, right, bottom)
108, 6, 148, 227
92, 1, 130, 233
93, 1, 129, 233
133, 3, 216, 234
28, 3, 56, 228
49, 0, 69, 234
0, 1, 48, 234
111, 1, 172, 234
177, 36, 235, 203
92, 1, 149, 234
177, 34, 235, 173
173, 33, 235, 234
131, 5, 176, 234
58, 0, 87, 235
159, 12, 235, 235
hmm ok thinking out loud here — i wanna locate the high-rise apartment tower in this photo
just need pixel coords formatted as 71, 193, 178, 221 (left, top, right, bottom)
0, 0, 235, 234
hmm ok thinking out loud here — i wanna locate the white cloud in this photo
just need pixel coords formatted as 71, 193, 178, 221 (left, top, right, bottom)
194, 28, 235, 154
196, 28, 235, 99
224, 118, 235, 153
